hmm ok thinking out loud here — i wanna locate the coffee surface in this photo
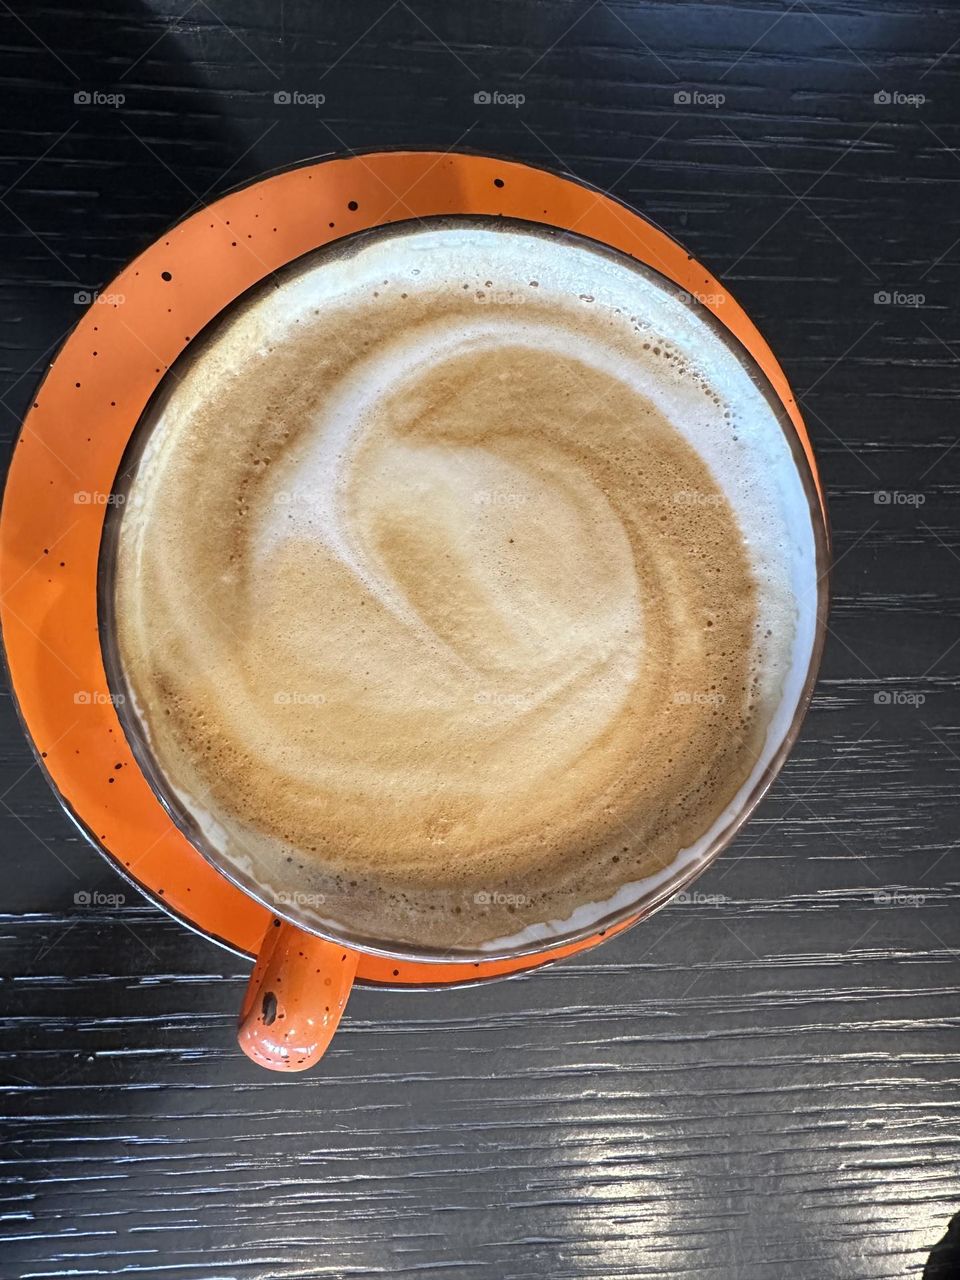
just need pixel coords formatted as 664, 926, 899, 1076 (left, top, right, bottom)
113, 223, 815, 954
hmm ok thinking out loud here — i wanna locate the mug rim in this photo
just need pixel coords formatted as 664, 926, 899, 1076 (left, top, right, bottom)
97, 210, 831, 966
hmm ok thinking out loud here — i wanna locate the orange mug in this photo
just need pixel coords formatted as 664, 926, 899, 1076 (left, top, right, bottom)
0, 152, 829, 1071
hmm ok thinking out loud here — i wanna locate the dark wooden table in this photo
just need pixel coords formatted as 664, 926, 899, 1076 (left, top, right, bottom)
1, 3, 958, 1278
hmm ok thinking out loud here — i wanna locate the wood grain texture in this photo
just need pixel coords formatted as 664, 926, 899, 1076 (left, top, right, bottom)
1, 1, 959, 1278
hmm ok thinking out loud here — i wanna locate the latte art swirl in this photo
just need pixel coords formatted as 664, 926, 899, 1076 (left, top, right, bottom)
113, 224, 817, 953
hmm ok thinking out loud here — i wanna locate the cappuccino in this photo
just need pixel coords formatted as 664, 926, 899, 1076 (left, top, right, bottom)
112, 221, 818, 954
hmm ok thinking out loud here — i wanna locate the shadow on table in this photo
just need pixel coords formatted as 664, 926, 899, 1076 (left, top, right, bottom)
925, 1213, 960, 1278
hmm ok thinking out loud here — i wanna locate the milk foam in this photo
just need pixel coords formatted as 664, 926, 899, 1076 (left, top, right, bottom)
114, 221, 820, 957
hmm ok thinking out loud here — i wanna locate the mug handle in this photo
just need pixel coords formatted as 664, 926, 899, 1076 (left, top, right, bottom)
237, 918, 359, 1071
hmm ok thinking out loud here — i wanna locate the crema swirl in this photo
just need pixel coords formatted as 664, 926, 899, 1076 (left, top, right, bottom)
112, 222, 818, 954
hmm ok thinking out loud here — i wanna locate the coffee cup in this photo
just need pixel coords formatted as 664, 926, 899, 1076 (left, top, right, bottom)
97, 215, 829, 1070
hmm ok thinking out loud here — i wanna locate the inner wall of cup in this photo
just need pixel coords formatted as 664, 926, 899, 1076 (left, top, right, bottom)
98, 214, 826, 963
